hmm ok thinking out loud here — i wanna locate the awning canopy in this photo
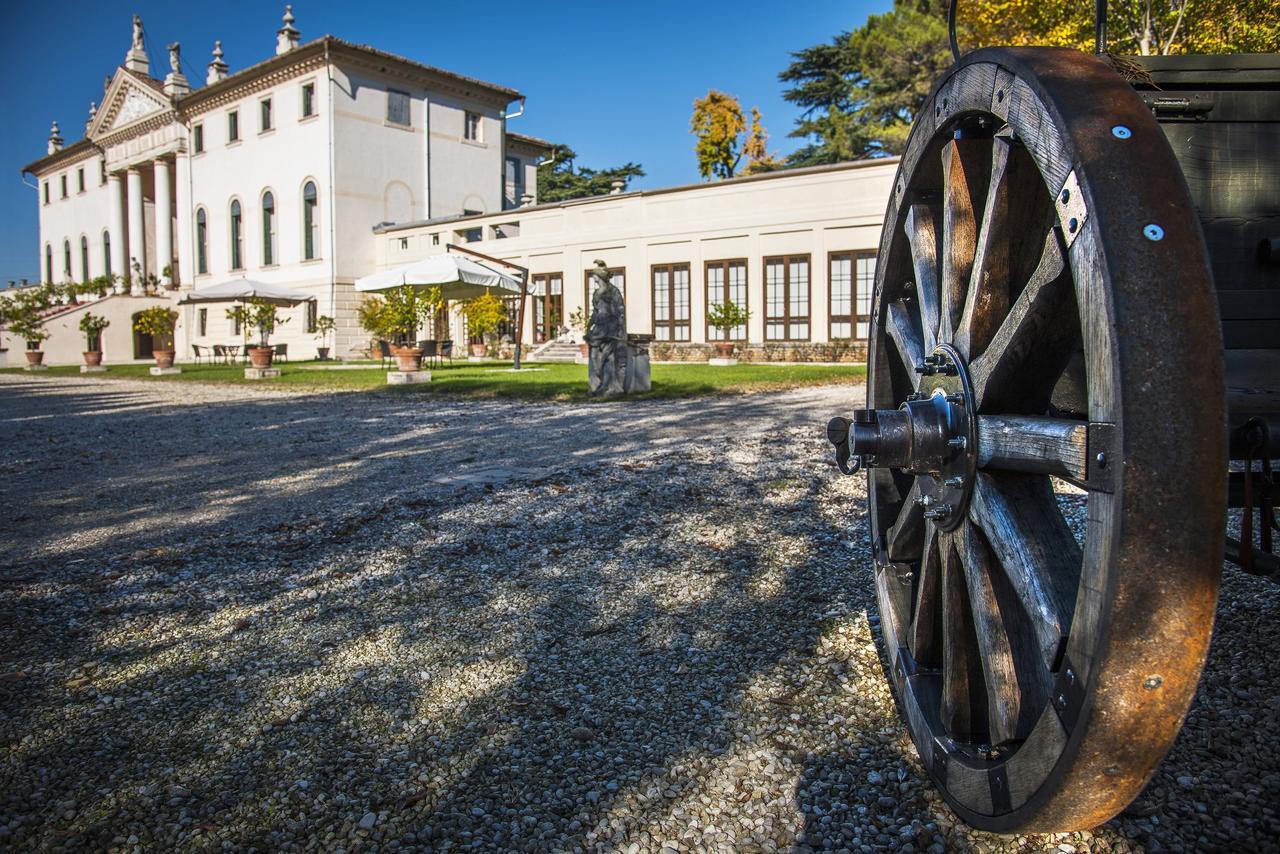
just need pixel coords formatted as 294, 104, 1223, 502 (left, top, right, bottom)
177, 279, 313, 306
355, 254, 522, 300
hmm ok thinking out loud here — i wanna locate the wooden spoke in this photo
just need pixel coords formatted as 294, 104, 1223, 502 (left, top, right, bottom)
941, 531, 987, 739
968, 473, 1081, 671
940, 140, 989, 344
887, 299, 925, 383
957, 520, 1050, 745
968, 227, 1072, 411
905, 204, 942, 353
976, 415, 1089, 482
886, 479, 925, 562
909, 520, 943, 667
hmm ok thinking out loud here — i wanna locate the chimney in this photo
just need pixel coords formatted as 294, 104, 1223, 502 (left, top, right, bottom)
609, 179, 626, 195
47, 121, 64, 155
124, 14, 150, 75
163, 42, 190, 97
207, 41, 228, 84
520, 192, 535, 207
276, 5, 300, 54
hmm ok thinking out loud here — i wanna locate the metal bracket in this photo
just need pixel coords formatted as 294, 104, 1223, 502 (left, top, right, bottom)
1055, 170, 1088, 248
1085, 423, 1117, 493
988, 764, 1012, 814
931, 735, 951, 781
1051, 656, 1087, 736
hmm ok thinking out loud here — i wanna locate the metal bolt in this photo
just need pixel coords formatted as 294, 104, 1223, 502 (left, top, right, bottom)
945, 393, 965, 405
1111, 125, 1132, 139
1143, 675, 1163, 690
906, 392, 927, 402
938, 364, 959, 376
1144, 223, 1165, 241
1068, 217, 1079, 234
1105, 765, 1122, 776
1056, 693, 1067, 708
1066, 668, 1076, 685
915, 494, 932, 507
924, 354, 943, 365
915, 363, 937, 376
1060, 188, 1070, 204
944, 476, 964, 488
1096, 452, 1108, 469
923, 505, 953, 520
948, 437, 967, 450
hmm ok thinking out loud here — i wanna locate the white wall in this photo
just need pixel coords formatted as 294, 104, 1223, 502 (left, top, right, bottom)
36, 154, 120, 284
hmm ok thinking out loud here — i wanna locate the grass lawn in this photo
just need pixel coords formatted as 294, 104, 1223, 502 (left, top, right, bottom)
3, 359, 865, 402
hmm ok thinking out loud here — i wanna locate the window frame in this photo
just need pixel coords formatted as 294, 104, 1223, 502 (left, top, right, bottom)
192, 123, 205, 154
227, 109, 240, 143
198, 307, 208, 337
80, 235, 90, 280
43, 182, 49, 205
300, 80, 316, 119
386, 89, 411, 127
77, 168, 85, 194
45, 244, 52, 283
302, 181, 319, 261
305, 300, 318, 334
60, 174, 68, 198
261, 190, 277, 267
651, 262, 692, 342
229, 198, 244, 271
704, 258, 749, 342
102, 230, 112, 276
463, 111, 482, 142
763, 254, 812, 342
259, 97, 273, 133
63, 239, 72, 280
828, 250, 876, 341
195, 207, 208, 275
530, 272, 564, 344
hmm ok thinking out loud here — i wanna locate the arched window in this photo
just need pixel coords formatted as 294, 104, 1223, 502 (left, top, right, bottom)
195, 208, 208, 275
229, 199, 243, 270
63, 240, 72, 280
80, 235, 90, 281
302, 181, 318, 260
103, 231, 112, 276
45, 244, 53, 283
262, 190, 276, 266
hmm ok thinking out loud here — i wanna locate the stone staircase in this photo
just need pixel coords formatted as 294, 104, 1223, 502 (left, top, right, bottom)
528, 333, 583, 363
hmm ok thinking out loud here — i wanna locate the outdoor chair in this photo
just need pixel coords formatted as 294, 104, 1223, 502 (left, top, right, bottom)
274, 343, 289, 362
440, 339, 454, 365
212, 344, 227, 364
377, 339, 393, 370
191, 344, 207, 365
419, 339, 439, 369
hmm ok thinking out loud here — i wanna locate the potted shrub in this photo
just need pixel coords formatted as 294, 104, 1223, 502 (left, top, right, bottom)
79, 313, 110, 366
706, 300, 751, 361
382, 286, 440, 371
5, 289, 53, 367
569, 307, 588, 357
133, 306, 179, 369
460, 291, 505, 359
314, 314, 335, 360
227, 300, 287, 369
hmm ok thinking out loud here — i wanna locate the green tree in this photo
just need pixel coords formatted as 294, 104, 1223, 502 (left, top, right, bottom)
691, 90, 747, 180
537, 145, 645, 203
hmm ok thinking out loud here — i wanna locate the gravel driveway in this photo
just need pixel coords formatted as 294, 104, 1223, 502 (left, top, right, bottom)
1, 374, 1276, 852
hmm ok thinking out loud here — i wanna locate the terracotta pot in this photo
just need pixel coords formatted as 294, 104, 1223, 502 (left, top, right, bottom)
83, 351, 103, 367
25, 350, 44, 367
153, 350, 175, 369
713, 341, 736, 359
470, 343, 488, 358
393, 346, 424, 372
316, 347, 330, 361
248, 347, 275, 369
579, 343, 589, 357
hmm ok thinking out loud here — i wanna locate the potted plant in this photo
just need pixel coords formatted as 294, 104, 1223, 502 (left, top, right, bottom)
79, 313, 110, 366
314, 314, 335, 360
568, 307, 588, 357
460, 291, 505, 359
133, 306, 179, 369
5, 288, 53, 367
382, 286, 440, 371
706, 300, 751, 361
227, 300, 287, 369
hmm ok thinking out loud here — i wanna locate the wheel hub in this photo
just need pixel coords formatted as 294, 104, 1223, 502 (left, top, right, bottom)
830, 344, 977, 532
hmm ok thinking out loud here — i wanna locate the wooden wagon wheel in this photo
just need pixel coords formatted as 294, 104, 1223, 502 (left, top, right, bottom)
852, 48, 1226, 832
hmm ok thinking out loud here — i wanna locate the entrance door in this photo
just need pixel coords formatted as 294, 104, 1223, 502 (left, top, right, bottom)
532, 273, 563, 343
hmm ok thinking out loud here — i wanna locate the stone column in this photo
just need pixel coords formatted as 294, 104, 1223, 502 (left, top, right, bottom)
126, 166, 145, 295
174, 152, 193, 289
107, 173, 126, 287
155, 159, 172, 286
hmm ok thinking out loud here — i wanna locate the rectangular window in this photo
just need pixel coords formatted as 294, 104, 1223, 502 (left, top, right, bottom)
100, 160, 107, 184
829, 251, 876, 340
60, 175, 68, 198
193, 123, 204, 154
531, 273, 564, 344
260, 97, 273, 132
431, 233, 440, 246
305, 300, 317, 334
198, 308, 208, 337
504, 156, 524, 209
764, 254, 810, 341
464, 112, 482, 142
231, 312, 241, 337
387, 89, 410, 126
652, 263, 691, 342
77, 168, 85, 193
301, 82, 316, 118
705, 259, 748, 341
43, 182, 49, 205
227, 110, 239, 143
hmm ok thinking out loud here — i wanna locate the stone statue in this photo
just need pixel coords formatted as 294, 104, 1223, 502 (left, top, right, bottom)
168, 43, 181, 75
132, 15, 145, 52
585, 260, 627, 397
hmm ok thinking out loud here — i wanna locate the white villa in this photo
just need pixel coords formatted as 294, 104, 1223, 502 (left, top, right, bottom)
6, 8, 896, 368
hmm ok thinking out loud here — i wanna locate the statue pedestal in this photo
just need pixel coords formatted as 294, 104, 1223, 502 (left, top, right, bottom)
708, 357, 738, 367
80, 365, 107, 373
244, 368, 281, 380
149, 366, 182, 376
387, 370, 431, 384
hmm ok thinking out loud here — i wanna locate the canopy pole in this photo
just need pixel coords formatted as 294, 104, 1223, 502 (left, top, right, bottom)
445, 243, 530, 369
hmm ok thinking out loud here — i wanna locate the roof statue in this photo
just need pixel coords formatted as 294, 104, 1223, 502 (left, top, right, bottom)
124, 14, 149, 74
132, 15, 145, 52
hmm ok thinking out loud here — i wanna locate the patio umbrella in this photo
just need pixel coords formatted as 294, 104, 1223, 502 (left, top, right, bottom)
177, 278, 312, 306
354, 254, 522, 299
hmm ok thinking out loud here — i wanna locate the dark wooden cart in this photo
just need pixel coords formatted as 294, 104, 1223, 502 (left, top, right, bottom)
826, 41, 1279, 832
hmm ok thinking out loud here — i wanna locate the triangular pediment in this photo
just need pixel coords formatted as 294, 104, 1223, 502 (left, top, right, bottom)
88, 69, 171, 139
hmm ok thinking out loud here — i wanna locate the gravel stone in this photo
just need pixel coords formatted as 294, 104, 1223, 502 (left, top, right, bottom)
0, 373, 1276, 852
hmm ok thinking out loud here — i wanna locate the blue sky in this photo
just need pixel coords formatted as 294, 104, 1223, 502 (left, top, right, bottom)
0, 1, 892, 284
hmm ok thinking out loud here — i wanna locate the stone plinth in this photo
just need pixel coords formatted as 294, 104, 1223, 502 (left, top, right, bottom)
387, 370, 431, 384
244, 367, 281, 380
149, 366, 182, 376
80, 365, 107, 373
708, 358, 738, 367
467, 356, 487, 363
24, 364, 49, 372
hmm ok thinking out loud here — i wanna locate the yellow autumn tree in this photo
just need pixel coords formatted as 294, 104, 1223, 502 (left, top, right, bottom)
691, 90, 747, 180
742, 107, 784, 175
